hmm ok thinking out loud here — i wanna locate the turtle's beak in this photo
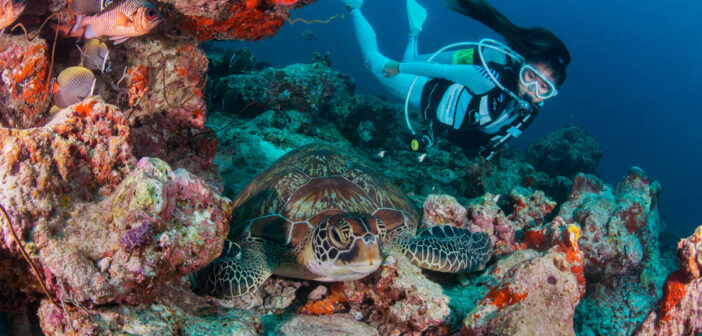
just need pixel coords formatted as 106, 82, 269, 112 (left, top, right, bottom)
345, 234, 382, 274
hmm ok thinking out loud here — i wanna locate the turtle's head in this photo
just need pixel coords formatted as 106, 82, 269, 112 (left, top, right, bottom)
310, 212, 385, 280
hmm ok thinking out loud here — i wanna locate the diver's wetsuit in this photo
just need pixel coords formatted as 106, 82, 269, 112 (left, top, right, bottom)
349, 8, 538, 158
410, 55, 539, 158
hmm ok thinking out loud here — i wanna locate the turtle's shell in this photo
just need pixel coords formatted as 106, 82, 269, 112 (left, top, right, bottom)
228, 144, 418, 247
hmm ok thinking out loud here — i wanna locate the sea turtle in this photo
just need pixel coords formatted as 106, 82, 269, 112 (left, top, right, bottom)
194, 144, 492, 298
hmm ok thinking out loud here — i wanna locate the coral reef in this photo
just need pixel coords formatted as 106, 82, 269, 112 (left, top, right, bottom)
2, 1, 319, 334
210, 52, 354, 117
634, 225, 702, 336
526, 126, 603, 177
0, 4, 688, 331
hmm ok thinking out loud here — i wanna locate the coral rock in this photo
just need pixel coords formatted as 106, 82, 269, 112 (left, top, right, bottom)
526, 126, 602, 178
211, 57, 354, 117
464, 194, 517, 254
278, 314, 379, 336
343, 252, 451, 335
461, 222, 584, 336
634, 226, 702, 336
37, 156, 231, 305
37, 284, 261, 336
421, 194, 467, 228
508, 188, 556, 228
558, 170, 659, 277
0, 34, 52, 129
1, 101, 231, 307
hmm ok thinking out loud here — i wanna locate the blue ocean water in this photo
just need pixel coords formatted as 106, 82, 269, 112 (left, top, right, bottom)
219, 0, 702, 235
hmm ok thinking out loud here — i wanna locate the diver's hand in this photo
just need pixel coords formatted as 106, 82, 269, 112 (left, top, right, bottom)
382, 61, 400, 78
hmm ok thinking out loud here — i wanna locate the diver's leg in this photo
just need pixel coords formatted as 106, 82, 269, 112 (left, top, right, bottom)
403, 0, 426, 61
403, 34, 418, 61
350, 8, 427, 107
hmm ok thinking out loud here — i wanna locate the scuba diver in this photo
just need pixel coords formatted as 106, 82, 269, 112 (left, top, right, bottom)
341, 0, 570, 159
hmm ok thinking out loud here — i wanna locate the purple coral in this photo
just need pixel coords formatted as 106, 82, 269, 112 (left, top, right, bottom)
120, 221, 155, 251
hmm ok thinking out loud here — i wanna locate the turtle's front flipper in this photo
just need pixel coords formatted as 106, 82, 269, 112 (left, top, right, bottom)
192, 238, 275, 298
393, 225, 493, 273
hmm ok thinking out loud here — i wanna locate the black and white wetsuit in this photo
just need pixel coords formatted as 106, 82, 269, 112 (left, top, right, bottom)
349, 7, 538, 158
406, 60, 539, 158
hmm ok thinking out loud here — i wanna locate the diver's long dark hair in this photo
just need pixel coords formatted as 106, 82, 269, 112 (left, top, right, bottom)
447, 0, 570, 86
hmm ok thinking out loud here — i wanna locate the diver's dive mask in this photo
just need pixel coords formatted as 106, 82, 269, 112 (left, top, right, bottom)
519, 64, 558, 100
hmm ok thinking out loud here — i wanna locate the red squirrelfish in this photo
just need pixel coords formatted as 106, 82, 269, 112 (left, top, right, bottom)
0, 0, 27, 34
70, 0, 162, 44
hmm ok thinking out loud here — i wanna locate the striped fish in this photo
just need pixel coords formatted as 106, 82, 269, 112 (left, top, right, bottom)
53, 67, 96, 108
70, 0, 162, 44
81, 39, 111, 73
0, 0, 26, 34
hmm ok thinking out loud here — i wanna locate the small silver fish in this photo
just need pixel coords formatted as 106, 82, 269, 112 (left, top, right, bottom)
417, 153, 427, 163
376, 150, 387, 159
0, 0, 26, 34
299, 28, 317, 40
53, 66, 96, 108
81, 39, 111, 73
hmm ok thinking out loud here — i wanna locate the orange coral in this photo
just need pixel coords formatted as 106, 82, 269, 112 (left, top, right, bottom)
127, 65, 149, 106
479, 284, 528, 309
557, 225, 585, 297
180, 2, 287, 41
524, 228, 548, 251
658, 270, 687, 322
298, 282, 346, 315
0, 40, 50, 126
75, 100, 96, 118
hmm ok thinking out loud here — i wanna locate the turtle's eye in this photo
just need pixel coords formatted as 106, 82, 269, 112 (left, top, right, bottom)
329, 227, 346, 248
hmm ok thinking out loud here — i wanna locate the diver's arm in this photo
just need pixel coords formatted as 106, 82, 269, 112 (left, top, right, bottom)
398, 62, 495, 93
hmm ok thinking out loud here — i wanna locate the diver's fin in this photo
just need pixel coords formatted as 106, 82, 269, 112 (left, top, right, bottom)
407, 0, 427, 35
340, 0, 363, 10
